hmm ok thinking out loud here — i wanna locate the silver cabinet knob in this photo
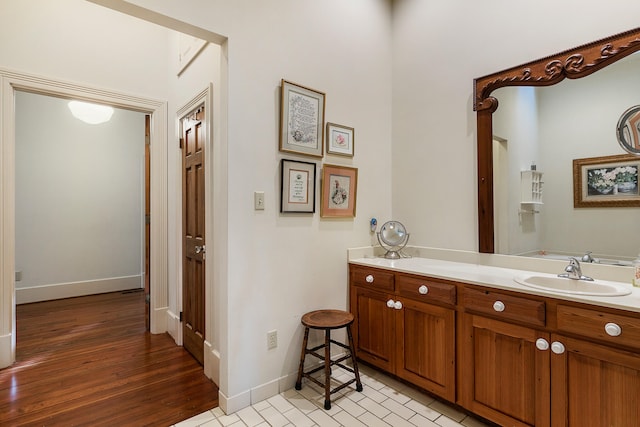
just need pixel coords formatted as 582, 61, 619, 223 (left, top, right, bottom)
605, 322, 622, 337
195, 245, 205, 254
394, 300, 403, 310
493, 301, 505, 312
535, 338, 549, 351
551, 341, 566, 354
418, 285, 429, 295
365, 274, 374, 283
387, 299, 395, 308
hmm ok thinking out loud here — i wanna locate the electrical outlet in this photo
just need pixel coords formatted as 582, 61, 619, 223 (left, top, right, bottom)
267, 330, 277, 350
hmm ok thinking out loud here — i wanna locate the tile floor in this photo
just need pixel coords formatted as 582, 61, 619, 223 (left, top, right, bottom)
173, 365, 493, 427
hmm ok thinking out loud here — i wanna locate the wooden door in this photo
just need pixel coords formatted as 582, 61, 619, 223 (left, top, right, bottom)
351, 286, 395, 372
182, 106, 206, 365
459, 314, 550, 427
144, 115, 151, 331
551, 334, 640, 427
396, 298, 455, 401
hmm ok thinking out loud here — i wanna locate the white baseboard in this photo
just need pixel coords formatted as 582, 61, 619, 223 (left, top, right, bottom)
204, 342, 220, 386
219, 388, 251, 415
166, 309, 181, 343
218, 353, 347, 415
0, 333, 14, 369
16, 275, 143, 304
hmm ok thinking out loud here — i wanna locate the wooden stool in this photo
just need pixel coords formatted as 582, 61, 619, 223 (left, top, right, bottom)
295, 309, 363, 410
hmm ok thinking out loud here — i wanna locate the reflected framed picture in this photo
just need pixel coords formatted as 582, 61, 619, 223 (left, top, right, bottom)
280, 159, 316, 213
573, 154, 640, 208
321, 164, 358, 218
326, 122, 354, 157
279, 79, 325, 158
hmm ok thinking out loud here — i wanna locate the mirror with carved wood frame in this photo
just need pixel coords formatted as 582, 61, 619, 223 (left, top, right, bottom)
474, 27, 640, 253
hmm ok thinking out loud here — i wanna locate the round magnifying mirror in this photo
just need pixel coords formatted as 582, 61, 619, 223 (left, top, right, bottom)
616, 105, 640, 155
380, 221, 406, 246
377, 221, 410, 259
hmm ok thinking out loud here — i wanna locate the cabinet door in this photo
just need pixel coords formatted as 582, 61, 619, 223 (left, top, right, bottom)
351, 286, 395, 372
396, 298, 455, 401
459, 314, 550, 427
551, 334, 640, 427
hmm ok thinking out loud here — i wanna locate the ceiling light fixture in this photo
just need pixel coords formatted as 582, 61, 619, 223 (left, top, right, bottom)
68, 100, 114, 124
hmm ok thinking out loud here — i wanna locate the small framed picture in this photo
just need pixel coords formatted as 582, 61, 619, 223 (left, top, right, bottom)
280, 159, 316, 213
321, 164, 358, 218
326, 122, 354, 157
279, 79, 325, 158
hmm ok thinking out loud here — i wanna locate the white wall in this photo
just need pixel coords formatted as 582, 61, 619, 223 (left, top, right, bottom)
0, 0, 170, 98
117, 0, 394, 411
391, 0, 640, 252
165, 39, 224, 382
15, 91, 145, 301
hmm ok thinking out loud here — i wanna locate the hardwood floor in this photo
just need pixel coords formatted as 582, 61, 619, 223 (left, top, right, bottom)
0, 290, 218, 426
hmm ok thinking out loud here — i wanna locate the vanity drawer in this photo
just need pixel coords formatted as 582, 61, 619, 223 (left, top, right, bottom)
397, 274, 456, 306
462, 287, 545, 327
350, 265, 395, 291
557, 305, 640, 350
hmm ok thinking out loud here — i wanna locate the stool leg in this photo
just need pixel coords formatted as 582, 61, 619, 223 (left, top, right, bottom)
295, 326, 310, 390
324, 328, 331, 410
347, 324, 363, 392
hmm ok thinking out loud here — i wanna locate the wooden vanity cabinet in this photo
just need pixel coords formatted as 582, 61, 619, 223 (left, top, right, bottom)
459, 286, 550, 427
350, 262, 640, 427
549, 305, 640, 427
349, 265, 456, 401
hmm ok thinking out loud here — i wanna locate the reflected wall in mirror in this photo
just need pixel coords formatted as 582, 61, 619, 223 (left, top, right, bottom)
475, 27, 640, 265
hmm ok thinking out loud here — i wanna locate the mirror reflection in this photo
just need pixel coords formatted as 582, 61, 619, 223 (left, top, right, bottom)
491, 51, 640, 265
617, 105, 640, 154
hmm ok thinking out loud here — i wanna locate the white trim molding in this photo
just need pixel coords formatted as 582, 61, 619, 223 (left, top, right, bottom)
0, 68, 169, 368
16, 276, 143, 304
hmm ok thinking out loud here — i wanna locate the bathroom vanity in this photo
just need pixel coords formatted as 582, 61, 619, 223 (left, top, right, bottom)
349, 254, 640, 427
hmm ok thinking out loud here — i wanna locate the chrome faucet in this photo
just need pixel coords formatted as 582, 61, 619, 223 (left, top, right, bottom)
558, 257, 594, 281
581, 251, 596, 263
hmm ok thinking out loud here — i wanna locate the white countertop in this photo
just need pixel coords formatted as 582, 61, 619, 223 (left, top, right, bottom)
349, 254, 640, 313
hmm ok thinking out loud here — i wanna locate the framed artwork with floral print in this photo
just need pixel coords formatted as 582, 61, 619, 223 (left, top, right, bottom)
573, 154, 640, 207
326, 122, 354, 157
321, 164, 357, 218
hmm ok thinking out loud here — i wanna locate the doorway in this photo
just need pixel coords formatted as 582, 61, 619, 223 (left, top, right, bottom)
493, 136, 509, 254
14, 91, 148, 309
0, 70, 170, 368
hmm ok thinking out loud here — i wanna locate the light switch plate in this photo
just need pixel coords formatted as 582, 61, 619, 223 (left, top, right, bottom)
254, 191, 265, 210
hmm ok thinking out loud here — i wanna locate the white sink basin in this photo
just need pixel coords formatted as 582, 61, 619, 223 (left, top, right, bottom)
514, 274, 632, 296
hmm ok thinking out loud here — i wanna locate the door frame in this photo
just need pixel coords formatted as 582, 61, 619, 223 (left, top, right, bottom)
175, 86, 215, 377
0, 68, 169, 368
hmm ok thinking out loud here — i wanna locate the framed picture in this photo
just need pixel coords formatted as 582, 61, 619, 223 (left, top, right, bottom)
326, 122, 354, 157
279, 79, 325, 158
321, 164, 358, 218
280, 159, 316, 213
573, 154, 640, 207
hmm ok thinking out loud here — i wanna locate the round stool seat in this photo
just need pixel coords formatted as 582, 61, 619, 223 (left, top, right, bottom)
301, 309, 354, 329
